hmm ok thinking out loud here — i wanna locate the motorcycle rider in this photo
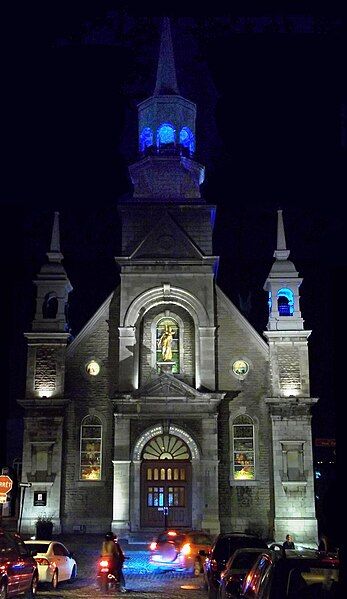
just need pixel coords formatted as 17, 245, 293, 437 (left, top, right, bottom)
101, 531, 126, 593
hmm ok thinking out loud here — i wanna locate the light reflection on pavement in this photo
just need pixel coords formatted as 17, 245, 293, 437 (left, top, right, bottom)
36, 547, 207, 598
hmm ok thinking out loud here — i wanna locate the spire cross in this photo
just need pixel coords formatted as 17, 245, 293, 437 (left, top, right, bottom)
274, 209, 290, 260
154, 17, 180, 96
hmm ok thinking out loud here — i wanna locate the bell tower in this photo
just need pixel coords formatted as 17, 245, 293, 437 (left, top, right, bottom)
263, 210, 318, 544
18, 212, 72, 534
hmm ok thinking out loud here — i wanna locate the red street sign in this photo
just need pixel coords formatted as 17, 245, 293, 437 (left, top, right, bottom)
315, 439, 336, 447
0, 475, 13, 494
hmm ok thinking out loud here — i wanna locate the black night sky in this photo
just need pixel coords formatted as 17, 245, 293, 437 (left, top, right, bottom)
1, 2, 345, 467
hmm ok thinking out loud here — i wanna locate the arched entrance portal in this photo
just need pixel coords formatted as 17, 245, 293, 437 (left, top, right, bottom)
140, 434, 192, 528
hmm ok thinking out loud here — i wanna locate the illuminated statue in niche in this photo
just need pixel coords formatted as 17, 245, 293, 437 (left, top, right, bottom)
157, 326, 175, 361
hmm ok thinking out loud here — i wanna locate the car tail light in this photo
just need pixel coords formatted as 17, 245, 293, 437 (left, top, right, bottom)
149, 542, 157, 551
99, 559, 109, 568
211, 559, 218, 571
181, 543, 191, 556
35, 558, 50, 566
167, 531, 177, 537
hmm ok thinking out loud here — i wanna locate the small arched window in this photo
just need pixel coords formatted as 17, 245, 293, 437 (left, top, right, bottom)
277, 287, 294, 316
179, 127, 195, 154
80, 415, 102, 480
140, 127, 153, 153
156, 318, 179, 373
232, 415, 255, 480
157, 123, 175, 147
42, 293, 58, 318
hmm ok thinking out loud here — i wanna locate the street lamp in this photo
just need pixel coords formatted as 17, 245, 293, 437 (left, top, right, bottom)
18, 482, 32, 534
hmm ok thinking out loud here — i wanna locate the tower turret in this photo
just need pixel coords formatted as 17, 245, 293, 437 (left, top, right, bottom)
129, 17, 204, 200
264, 209, 304, 331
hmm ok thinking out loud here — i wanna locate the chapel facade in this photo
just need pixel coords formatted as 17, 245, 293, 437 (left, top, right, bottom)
19, 18, 318, 544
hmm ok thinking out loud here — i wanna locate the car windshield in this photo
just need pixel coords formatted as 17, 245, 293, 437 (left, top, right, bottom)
232, 551, 263, 570
214, 537, 266, 561
25, 543, 50, 555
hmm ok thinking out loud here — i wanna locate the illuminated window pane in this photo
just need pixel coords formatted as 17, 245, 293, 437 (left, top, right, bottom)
167, 468, 172, 480
154, 468, 159, 480
179, 127, 195, 154
147, 468, 152, 480
180, 468, 186, 481
80, 415, 102, 480
86, 360, 100, 376
174, 468, 179, 480
160, 468, 166, 480
232, 415, 255, 481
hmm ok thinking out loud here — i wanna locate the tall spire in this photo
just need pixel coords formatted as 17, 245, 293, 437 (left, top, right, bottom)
47, 211, 63, 263
274, 209, 290, 260
154, 17, 180, 96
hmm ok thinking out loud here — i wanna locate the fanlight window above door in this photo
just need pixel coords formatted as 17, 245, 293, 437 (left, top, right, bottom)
142, 434, 190, 460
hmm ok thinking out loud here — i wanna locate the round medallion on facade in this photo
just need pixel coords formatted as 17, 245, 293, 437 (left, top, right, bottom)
86, 360, 100, 376
232, 359, 249, 378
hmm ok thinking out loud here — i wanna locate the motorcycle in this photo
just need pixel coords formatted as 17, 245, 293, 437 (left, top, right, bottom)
97, 555, 129, 593
97, 556, 120, 593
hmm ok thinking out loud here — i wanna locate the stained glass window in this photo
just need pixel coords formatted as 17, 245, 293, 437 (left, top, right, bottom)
140, 127, 153, 152
233, 415, 255, 480
80, 415, 102, 480
156, 318, 179, 373
143, 434, 190, 460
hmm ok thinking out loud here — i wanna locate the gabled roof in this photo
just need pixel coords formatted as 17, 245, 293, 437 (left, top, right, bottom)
129, 212, 206, 261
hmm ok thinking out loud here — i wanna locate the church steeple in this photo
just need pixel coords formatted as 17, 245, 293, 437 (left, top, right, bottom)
154, 17, 179, 96
264, 210, 304, 331
32, 212, 72, 333
129, 17, 204, 201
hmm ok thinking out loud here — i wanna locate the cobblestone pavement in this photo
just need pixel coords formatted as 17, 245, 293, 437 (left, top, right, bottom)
35, 536, 208, 599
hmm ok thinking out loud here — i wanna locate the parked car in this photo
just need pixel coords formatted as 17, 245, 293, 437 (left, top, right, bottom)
149, 529, 214, 575
200, 532, 268, 599
23, 540, 77, 589
240, 546, 339, 598
0, 528, 38, 598
219, 547, 267, 599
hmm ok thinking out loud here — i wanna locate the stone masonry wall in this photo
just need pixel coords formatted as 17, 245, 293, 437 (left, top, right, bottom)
61, 298, 114, 532
216, 289, 273, 538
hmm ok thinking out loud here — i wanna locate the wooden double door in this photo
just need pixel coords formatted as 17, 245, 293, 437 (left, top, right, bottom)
140, 460, 192, 528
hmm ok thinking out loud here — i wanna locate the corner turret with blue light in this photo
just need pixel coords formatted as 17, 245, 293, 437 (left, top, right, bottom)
129, 17, 204, 201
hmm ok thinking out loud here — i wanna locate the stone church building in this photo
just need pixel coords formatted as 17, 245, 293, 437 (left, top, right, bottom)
19, 19, 318, 543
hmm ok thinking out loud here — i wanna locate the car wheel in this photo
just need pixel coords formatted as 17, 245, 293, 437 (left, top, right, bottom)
194, 559, 201, 576
51, 569, 58, 589
69, 565, 77, 581
0, 580, 7, 599
23, 574, 38, 598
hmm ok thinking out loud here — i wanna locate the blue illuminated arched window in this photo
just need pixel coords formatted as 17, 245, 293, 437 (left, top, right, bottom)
268, 291, 272, 312
140, 127, 153, 153
179, 127, 195, 154
157, 123, 175, 147
277, 287, 294, 316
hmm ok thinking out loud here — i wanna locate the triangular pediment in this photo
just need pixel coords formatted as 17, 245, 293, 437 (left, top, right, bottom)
130, 213, 204, 260
132, 373, 207, 399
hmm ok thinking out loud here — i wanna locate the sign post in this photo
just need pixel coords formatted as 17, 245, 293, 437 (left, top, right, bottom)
0, 475, 13, 525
